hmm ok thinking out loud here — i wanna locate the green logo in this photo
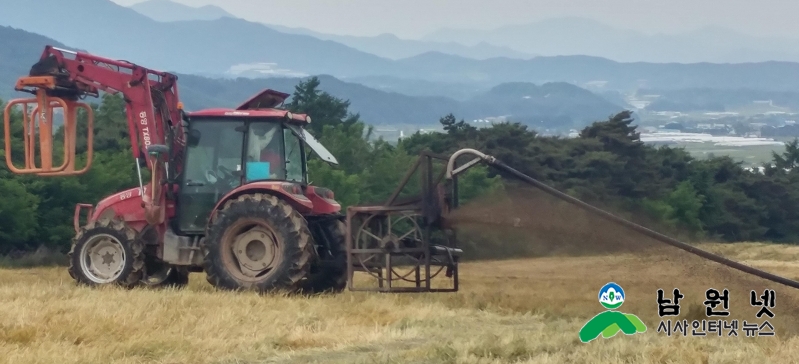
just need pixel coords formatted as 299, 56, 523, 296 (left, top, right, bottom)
579, 282, 647, 343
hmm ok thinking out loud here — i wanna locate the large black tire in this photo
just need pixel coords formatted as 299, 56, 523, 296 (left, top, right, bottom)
202, 193, 313, 293
68, 218, 145, 288
302, 219, 348, 293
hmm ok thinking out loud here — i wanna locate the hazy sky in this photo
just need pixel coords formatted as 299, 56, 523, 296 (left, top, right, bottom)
111, 0, 799, 39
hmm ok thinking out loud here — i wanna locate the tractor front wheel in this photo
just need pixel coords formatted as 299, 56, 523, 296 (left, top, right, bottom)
202, 193, 313, 293
68, 218, 144, 288
302, 219, 348, 293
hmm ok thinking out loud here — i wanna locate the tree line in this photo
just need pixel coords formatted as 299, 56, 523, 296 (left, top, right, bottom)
2, 76, 799, 257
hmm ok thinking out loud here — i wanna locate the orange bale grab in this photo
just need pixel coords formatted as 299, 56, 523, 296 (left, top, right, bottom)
3, 76, 93, 176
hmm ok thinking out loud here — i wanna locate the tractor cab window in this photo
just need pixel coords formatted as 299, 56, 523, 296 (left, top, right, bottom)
247, 122, 284, 181
178, 119, 245, 233
245, 120, 306, 183
283, 127, 304, 182
184, 120, 244, 188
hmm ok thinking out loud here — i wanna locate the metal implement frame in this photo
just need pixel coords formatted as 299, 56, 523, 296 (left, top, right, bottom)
345, 152, 461, 292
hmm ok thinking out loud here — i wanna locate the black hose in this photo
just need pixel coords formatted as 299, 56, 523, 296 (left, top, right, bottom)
488, 158, 799, 290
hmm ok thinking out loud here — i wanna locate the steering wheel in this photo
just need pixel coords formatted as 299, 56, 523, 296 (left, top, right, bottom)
204, 169, 218, 184
217, 165, 236, 179
204, 165, 237, 185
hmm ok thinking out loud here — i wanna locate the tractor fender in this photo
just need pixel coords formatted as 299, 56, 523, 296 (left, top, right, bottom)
86, 187, 147, 231
79, 185, 177, 232
207, 182, 314, 225
305, 186, 342, 215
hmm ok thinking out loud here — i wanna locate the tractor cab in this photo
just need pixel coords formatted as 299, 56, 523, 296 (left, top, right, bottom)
175, 89, 339, 234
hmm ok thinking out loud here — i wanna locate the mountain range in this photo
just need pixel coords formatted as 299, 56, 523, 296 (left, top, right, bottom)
129, 0, 533, 61
5, 0, 799, 132
391, 52, 799, 92
264, 25, 534, 61
0, 25, 622, 129
4, 0, 799, 94
130, 0, 235, 22
132, 1, 799, 65
175, 74, 621, 128
0, 0, 393, 77
423, 17, 799, 64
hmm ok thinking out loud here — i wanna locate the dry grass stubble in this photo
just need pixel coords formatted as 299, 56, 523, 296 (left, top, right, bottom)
3, 251, 799, 363
449, 186, 799, 334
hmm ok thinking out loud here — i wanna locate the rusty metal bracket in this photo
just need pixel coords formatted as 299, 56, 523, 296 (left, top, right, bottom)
346, 152, 462, 292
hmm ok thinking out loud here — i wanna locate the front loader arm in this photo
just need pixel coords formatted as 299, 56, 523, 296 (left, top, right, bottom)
30, 46, 180, 163
11, 45, 184, 224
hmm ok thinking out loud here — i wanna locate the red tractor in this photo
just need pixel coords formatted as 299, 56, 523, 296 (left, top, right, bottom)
4, 46, 349, 293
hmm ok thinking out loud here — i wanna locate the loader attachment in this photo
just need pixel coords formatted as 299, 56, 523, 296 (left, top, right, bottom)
4, 77, 94, 176
346, 152, 462, 293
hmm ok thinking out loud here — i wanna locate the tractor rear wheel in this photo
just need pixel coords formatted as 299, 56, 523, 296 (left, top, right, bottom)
302, 219, 348, 293
68, 218, 144, 288
202, 193, 313, 293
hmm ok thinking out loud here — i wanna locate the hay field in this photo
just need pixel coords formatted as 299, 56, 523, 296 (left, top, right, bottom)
2, 242, 799, 364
